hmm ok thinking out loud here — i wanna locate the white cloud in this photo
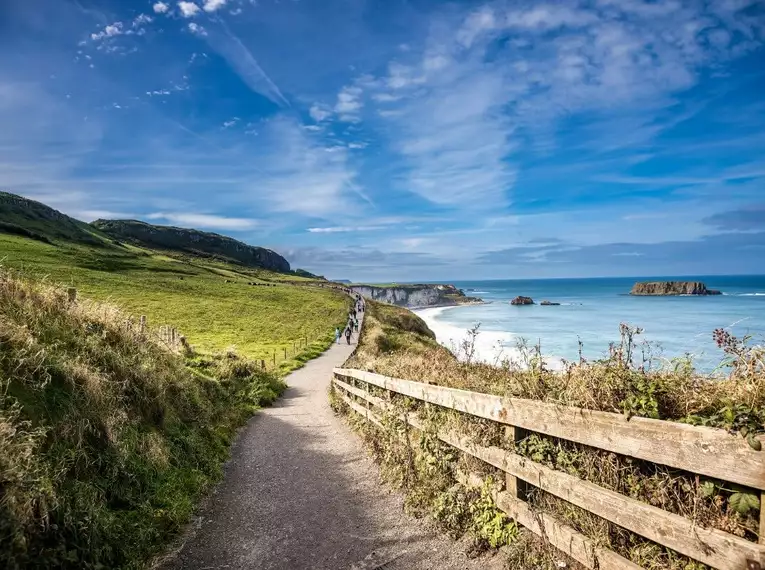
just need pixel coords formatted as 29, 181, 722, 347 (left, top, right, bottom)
91, 22, 123, 41
456, 6, 495, 48
371, 92, 401, 103
504, 5, 597, 31
188, 22, 207, 36
133, 14, 153, 26
307, 226, 382, 233
309, 104, 331, 122
147, 212, 259, 230
222, 117, 239, 128
178, 1, 201, 18
248, 116, 361, 217
203, 0, 228, 12
335, 85, 363, 121
153, 2, 169, 14
355, 0, 765, 210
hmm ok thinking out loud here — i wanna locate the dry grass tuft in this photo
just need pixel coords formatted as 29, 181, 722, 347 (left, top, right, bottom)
0, 267, 285, 569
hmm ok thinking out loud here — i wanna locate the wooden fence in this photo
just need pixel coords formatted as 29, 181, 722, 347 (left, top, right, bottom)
332, 367, 765, 570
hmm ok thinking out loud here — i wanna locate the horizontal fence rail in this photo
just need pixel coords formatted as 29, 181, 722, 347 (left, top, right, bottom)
332, 368, 765, 570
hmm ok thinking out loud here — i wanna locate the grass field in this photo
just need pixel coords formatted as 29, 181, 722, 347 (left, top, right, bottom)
0, 233, 350, 369
0, 267, 291, 569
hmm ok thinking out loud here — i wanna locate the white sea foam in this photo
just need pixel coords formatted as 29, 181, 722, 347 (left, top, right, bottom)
415, 306, 565, 371
739, 293, 765, 296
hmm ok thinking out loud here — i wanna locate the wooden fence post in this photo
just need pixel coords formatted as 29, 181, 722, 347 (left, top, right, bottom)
284, 347, 287, 359
67, 288, 77, 303
261, 359, 265, 370
505, 425, 529, 500
273, 352, 276, 366
760, 491, 765, 544
139, 315, 146, 333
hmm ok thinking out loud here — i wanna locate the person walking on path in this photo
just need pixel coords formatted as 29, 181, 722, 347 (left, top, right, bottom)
335, 327, 341, 344
344, 326, 352, 345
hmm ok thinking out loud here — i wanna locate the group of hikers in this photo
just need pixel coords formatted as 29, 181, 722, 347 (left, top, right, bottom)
336, 294, 365, 345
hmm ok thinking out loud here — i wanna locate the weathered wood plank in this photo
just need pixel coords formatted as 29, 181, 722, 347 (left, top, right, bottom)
456, 470, 644, 570
335, 389, 383, 428
333, 377, 387, 409
334, 368, 765, 490
337, 377, 765, 568
433, 427, 765, 570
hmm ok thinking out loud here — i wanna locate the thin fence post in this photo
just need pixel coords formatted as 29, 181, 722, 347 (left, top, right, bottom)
67, 288, 77, 303
261, 359, 265, 370
140, 315, 146, 333
283, 347, 287, 359
760, 491, 765, 545
273, 352, 276, 366
505, 425, 529, 500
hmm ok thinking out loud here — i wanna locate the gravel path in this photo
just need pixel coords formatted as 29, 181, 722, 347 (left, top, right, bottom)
158, 322, 505, 570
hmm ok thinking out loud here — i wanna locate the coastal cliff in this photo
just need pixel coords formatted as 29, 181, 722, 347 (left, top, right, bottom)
630, 281, 722, 296
350, 283, 482, 309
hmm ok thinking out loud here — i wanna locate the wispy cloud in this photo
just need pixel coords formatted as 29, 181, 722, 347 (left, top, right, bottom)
309, 104, 331, 122
349, 0, 765, 212
201, 23, 289, 106
307, 225, 383, 233
250, 116, 361, 217
703, 205, 765, 232
188, 22, 207, 36
147, 212, 259, 230
202, 0, 228, 13
335, 85, 363, 122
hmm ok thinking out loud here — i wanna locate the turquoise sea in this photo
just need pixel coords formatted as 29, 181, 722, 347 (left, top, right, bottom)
414, 275, 765, 374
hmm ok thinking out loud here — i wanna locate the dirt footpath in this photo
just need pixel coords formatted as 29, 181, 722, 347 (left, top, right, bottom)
158, 325, 505, 570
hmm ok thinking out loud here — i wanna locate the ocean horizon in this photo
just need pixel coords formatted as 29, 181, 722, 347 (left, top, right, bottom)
413, 275, 765, 374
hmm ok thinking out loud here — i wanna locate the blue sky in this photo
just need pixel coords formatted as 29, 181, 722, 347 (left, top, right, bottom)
1, 0, 764, 280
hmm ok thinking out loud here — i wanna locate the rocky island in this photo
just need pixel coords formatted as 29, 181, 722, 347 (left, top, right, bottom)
350, 283, 482, 309
510, 296, 535, 305
630, 281, 722, 296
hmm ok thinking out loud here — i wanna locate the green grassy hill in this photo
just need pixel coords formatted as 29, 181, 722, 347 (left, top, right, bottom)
0, 192, 349, 368
0, 268, 287, 569
0, 191, 113, 246
92, 218, 291, 273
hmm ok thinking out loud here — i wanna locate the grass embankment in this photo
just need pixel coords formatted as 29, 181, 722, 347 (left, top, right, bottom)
0, 234, 350, 371
0, 269, 288, 569
332, 301, 765, 569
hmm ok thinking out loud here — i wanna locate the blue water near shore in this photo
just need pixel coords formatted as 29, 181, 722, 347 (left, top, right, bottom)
415, 275, 765, 373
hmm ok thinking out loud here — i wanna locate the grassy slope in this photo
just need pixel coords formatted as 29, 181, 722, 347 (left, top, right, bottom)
338, 300, 765, 569
0, 234, 349, 368
0, 269, 287, 569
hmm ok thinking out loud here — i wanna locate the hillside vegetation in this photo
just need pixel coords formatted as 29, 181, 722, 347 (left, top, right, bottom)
92, 219, 290, 273
0, 191, 112, 246
0, 268, 286, 569
335, 301, 765, 569
0, 193, 350, 366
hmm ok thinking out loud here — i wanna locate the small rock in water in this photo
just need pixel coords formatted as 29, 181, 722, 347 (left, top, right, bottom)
510, 296, 534, 305
540, 300, 560, 306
